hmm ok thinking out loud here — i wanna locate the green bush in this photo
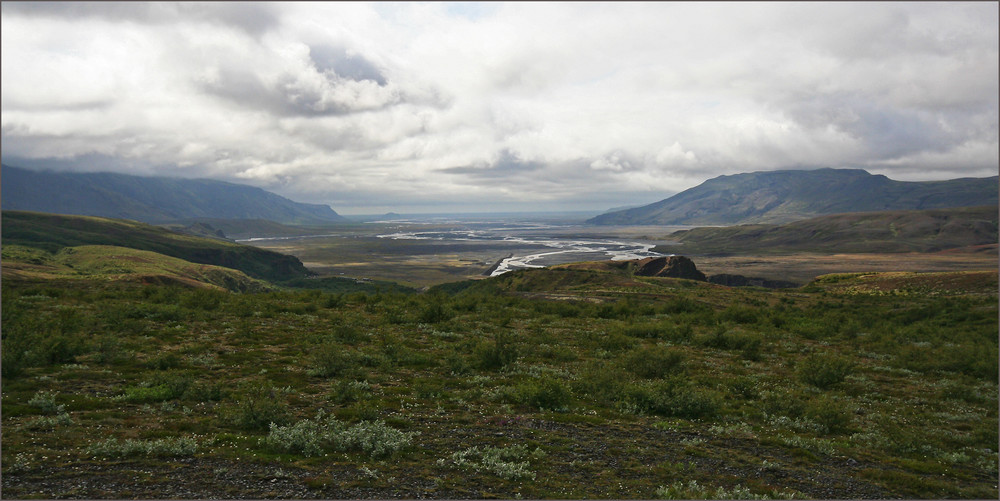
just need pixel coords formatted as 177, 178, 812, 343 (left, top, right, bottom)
624, 380, 720, 420
573, 362, 629, 407
797, 354, 854, 389
145, 352, 183, 370
475, 332, 519, 371
620, 321, 667, 339
695, 327, 764, 359
331, 379, 372, 404
226, 383, 290, 431
622, 345, 686, 379
87, 436, 198, 457
308, 344, 358, 378
332, 324, 367, 345
517, 377, 572, 411
418, 299, 453, 324
117, 384, 175, 403
437, 444, 543, 481
263, 411, 418, 458
804, 397, 853, 435
596, 331, 637, 352
28, 390, 65, 415
720, 305, 762, 325
655, 479, 796, 499
759, 390, 807, 419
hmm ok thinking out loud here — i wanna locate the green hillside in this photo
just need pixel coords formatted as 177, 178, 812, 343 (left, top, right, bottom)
653, 206, 998, 255
2, 263, 996, 498
1, 244, 271, 292
589, 168, 998, 225
2, 211, 311, 283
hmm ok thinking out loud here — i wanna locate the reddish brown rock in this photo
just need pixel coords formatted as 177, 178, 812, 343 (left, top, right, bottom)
634, 256, 707, 281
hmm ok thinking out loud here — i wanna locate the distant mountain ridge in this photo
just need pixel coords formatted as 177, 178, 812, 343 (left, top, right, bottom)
1, 164, 346, 224
653, 205, 998, 255
588, 168, 998, 225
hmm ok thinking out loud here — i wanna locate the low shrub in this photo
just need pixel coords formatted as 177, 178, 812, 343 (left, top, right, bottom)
24, 412, 73, 430
308, 345, 358, 378
623, 379, 720, 420
331, 379, 372, 404
516, 377, 572, 411
475, 332, 519, 371
87, 436, 198, 457
437, 444, 544, 481
145, 352, 183, 370
28, 390, 64, 415
263, 411, 418, 458
759, 390, 807, 419
117, 384, 175, 403
620, 321, 667, 339
804, 397, 853, 435
418, 299, 453, 324
572, 362, 629, 406
798, 354, 854, 389
622, 345, 686, 379
655, 479, 797, 499
226, 382, 290, 431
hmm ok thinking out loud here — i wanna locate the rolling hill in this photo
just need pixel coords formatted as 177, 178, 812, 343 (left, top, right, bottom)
1, 211, 311, 283
652, 205, 999, 255
1, 164, 346, 225
588, 168, 998, 226
1, 244, 271, 292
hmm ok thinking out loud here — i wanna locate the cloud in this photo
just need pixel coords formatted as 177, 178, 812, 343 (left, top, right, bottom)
2, 1, 281, 37
2, 2, 996, 214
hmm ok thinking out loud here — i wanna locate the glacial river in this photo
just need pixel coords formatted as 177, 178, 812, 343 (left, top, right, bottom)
372, 219, 669, 276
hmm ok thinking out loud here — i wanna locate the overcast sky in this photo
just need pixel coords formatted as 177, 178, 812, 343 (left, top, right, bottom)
2, 2, 997, 214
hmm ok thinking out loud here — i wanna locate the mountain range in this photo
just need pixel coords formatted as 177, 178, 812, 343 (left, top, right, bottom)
588, 168, 998, 226
654, 205, 998, 255
1, 164, 345, 225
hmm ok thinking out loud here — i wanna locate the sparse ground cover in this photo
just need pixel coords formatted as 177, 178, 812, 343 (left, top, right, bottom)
2, 267, 997, 499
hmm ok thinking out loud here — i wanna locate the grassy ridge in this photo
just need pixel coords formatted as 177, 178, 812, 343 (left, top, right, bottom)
2, 265, 996, 498
654, 205, 998, 255
2, 211, 311, 282
1, 244, 272, 292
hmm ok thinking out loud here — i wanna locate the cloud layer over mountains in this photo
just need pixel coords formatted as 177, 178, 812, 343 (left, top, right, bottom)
2, 2, 997, 213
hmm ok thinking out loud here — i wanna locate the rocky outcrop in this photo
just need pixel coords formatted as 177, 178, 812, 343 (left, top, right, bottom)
633, 256, 707, 281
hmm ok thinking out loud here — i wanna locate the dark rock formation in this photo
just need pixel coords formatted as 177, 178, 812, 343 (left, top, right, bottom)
634, 256, 707, 281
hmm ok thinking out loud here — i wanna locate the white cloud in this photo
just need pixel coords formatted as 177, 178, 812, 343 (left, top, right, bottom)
2, 1, 996, 214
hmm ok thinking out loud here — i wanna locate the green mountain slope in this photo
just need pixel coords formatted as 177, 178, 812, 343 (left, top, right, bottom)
1, 164, 346, 224
1, 211, 311, 282
588, 168, 998, 225
653, 205, 999, 255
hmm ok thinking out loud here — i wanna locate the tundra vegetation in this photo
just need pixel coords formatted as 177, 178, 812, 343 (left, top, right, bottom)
2, 260, 997, 499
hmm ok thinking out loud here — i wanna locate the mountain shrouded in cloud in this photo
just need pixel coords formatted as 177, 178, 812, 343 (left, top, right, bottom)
2, 2, 997, 214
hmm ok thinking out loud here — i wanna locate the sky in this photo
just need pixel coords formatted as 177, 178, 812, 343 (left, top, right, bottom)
2, 2, 998, 214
